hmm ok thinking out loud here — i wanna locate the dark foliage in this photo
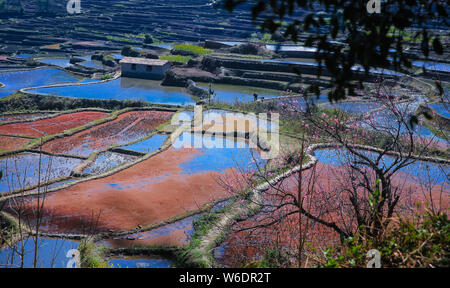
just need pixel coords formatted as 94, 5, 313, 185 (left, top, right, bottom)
0, 93, 179, 113
223, 0, 449, 101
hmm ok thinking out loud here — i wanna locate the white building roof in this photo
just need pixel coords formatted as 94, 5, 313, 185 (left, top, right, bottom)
119, 57, 169, 66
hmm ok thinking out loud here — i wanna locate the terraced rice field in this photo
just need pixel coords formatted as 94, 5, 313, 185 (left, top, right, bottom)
0, 153, 83, 193
0, 111, 110, 138
41, 110, 173, 156
106, 214, 200, 248
120, 134, 168, 154
28, 78, 196, 106
83, 152, 137, 175
21, 132, 262, 234
0, 68, 80, 97
324, 101, 382, 114
0, 136, 30, 151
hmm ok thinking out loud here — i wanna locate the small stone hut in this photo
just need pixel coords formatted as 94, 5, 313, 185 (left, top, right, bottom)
120, 57, 170, 80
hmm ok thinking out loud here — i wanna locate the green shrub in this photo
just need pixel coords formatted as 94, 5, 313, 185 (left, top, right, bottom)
322, 213, 449, 268
78, 242, 111, 268
121, 45, 140, 57
244, 248, 292, 268
101, 73, 111, 80
144, 34, 154, 44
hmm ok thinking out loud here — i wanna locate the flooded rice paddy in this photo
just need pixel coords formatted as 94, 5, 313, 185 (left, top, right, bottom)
0, 68, 80, 97
0, 153, 83, 193
83, 152, 137, 175
203, 109, 277, 132
429, 103, 450, 118
28, 78, 196, 106
197, 83, 282, 104
412, 61, 450, 72
0, 113, 55, 123
108, 255, 174, 268
0, 59, 448, 268
120, 134, 168, 154
105, 200, 230, 248
324, 101, 382, 114
38, 58, 72, 68
0, 237, 78, 268
106, 214, 201, 248
314, 149, 449, 186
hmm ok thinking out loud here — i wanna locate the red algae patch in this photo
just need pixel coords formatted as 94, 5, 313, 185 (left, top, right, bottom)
0, 111, 109, 137
41, 110, 173, 156
0, 136, 30, 151
215, 161, 449, 267
25, 147, 233, 234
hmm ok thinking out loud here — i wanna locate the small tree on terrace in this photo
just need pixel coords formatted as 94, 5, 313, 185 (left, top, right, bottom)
300, 83, 438, 237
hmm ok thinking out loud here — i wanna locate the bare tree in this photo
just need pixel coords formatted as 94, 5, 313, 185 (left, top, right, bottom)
216, 82, 445, 267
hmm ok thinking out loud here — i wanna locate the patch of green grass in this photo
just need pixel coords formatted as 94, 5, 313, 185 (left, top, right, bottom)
78, 241, 111, 268
124, 33, 146, 39
179, 198, 238, 268
159, 55, 192, 63
101, 73, 111, 80
173, 44, 211, 55
106, 35, 140, 44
